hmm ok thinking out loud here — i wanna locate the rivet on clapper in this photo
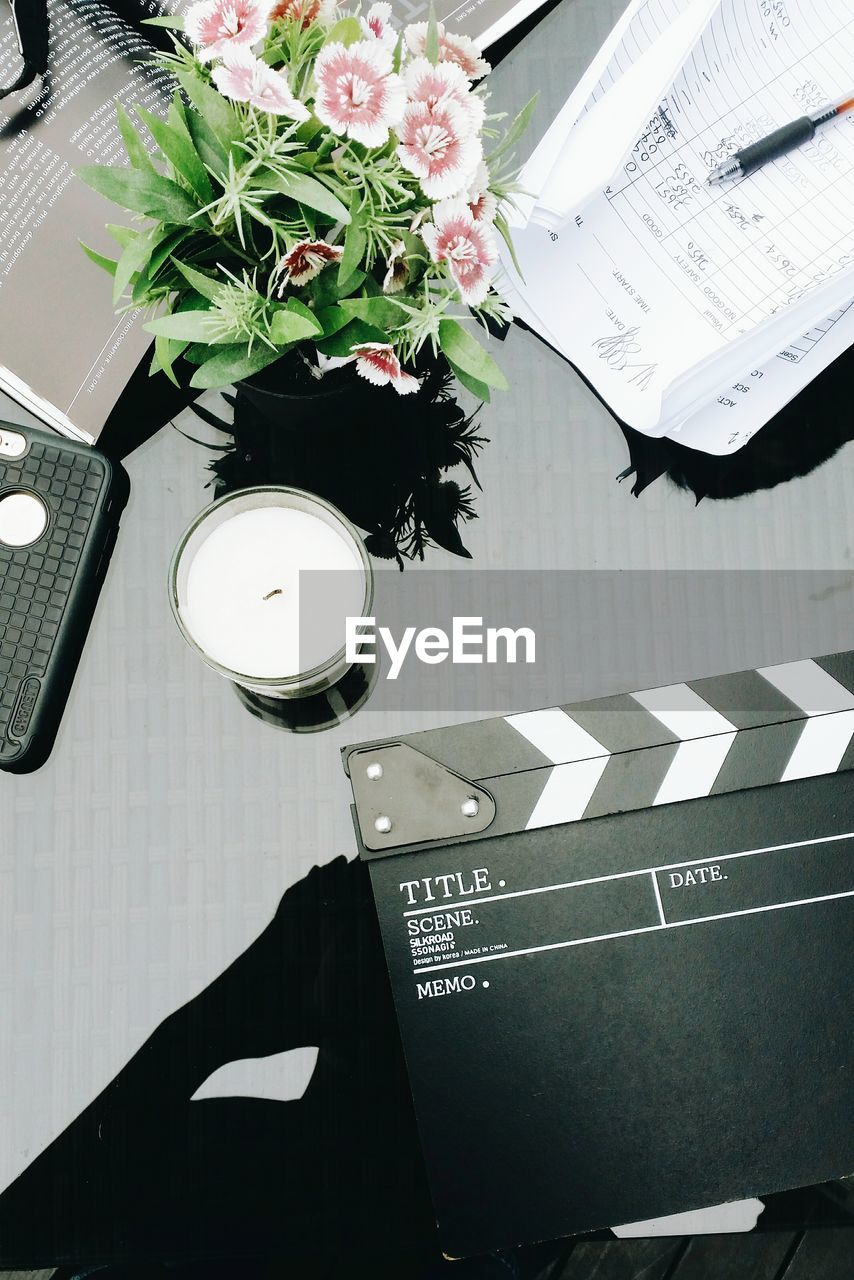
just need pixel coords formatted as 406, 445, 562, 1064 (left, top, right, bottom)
344, 742, 496, 853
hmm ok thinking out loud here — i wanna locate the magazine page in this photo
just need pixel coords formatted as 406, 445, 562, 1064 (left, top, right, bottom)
0, 0, 173, 441
110, 0, 539, 49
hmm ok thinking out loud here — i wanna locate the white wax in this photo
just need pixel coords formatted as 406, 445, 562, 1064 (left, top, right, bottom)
182, 505, 366, 679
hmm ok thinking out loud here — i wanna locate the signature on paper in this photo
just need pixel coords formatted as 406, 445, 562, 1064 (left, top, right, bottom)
592, 327, 659, 390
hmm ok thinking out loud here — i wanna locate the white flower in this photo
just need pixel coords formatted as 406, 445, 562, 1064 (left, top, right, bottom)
276, 239, 343, 288
397, 98, 481, 200
404, 21, 490, 80
313, 39, 406, 146
351, 343, 419, 394
211, 46, 310, 118
382, 239, 409, 293
466, 160, 498, 223
422, 196, 498, 304
404, 57, 485, 134
185, 0, 273, 62
360, 1, 396, 45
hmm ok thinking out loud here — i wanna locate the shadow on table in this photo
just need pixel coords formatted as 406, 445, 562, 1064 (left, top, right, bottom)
0, 857, 559, 1278
620, 341, 854, 500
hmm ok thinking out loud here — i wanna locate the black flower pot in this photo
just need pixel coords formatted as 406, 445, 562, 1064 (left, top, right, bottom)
206, 350, 488, 565
239, 356, 362, 458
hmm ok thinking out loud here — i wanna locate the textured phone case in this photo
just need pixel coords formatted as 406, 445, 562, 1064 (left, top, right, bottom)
0, 425, 128, 771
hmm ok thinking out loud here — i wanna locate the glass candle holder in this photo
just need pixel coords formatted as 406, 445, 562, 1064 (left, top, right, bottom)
169, 487, 373, 711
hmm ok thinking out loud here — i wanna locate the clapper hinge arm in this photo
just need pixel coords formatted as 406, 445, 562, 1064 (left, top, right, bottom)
343, 742, 496, 856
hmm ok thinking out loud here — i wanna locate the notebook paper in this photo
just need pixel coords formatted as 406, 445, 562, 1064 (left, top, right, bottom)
502, 0, 854, 440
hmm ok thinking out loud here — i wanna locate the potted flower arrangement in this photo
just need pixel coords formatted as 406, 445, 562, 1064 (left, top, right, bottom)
78, 0, 533, 405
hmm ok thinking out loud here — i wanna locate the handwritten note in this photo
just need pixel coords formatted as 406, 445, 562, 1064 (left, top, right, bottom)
502, 0, 854, 441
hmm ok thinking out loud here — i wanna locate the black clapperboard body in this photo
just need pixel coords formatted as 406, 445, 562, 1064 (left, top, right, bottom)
342, 652, 854, 1258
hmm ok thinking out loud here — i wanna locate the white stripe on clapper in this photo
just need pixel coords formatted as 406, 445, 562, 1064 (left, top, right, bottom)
505, 708, 610, 829
631, 683, 737, 805
525, 757, 611, 829
759, 659, 854, 780
505, 707, 609, 765
758, 658, 854, 715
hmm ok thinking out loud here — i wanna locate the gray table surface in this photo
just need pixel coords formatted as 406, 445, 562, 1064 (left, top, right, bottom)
2, 0, 853, 1220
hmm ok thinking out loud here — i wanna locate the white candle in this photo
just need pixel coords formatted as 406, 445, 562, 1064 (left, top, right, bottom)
171, 489, 370, 692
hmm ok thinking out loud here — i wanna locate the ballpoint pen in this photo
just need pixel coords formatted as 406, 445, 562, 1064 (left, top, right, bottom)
706, 93, 854, 185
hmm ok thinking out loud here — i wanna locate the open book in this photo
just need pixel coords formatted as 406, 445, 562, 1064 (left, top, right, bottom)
0, 0, 542, 443
501, 0, 854, 455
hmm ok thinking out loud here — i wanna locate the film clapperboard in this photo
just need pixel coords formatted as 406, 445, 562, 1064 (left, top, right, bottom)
342, 652, 854, 1257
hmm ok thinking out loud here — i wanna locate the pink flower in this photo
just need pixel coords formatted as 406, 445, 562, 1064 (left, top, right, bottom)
351, 343, 419, 394
212, 46, 311, 117
397, 99, 480, 199
422, 197, 497, 305
313, 40, 405, 147
404, 22, 490, 80
466, 160, 497, 223
403, 56, 485, 134
277, 239, 343, 288
270, 0, 336, 25
185, 0, 272, 62
360, 1, 396, 45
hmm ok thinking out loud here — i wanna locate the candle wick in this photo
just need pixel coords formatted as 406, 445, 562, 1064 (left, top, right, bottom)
262, 588, 283, 600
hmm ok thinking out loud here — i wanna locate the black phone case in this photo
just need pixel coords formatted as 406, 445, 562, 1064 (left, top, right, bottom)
0, 423, 129, 772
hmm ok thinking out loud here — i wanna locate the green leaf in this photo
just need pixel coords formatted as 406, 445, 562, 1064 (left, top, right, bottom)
190, 343, 285, 390
339, 295, 406, 330
284, 296, 322, 330
184, 107, 228, 179
494, 212, 523, 280
295, 118, 324, 147
316, 319, 387, 357
147, 228, 191, 278
80, 242, 118, 277
339, 198, 366, 285
153, 332, 187, 387
172, 258, 223, 302
269, 306, 322, 345
183, 343, 211, 366
174, 67, 243, 157
324, 16, 362, 46
113, 230, 155, 304
169, 91, 189, 131
447, 357, 491, 403
316, 306, 351, 337
144, 310, 236, 343
257, 169, 350, 223
425, 5, 440, 64
77, 165, 200, 222
487, 92, 539, 165
396, 229, 429, 284
392, 30, 404, 74
337, 267, 366, 298
130, 229, 192, 304
106, 222, 136, 250
309, 268, 340, 309
116, 103, 154, 172
438, 319, 508, 390
137, 106, 214, 204
142, 14, 185, 28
